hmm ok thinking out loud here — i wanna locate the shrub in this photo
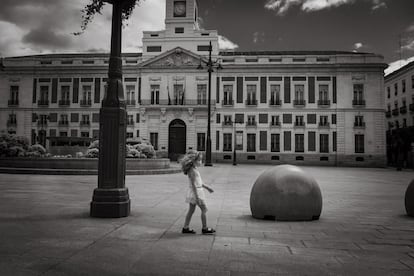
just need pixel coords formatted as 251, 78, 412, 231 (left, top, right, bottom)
25, 151, 41, 158
85, 148, 99, 158
28, 144, 46, 155
88, 140, 99, 150
8, 146, 25, 157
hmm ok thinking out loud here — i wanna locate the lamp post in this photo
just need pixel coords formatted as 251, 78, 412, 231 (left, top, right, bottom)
90, 0, 130, 218
233, 119, 237, 166
197, 41, 222, 166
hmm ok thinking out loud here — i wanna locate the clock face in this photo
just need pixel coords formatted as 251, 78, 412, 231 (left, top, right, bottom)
174, 1, 186, 17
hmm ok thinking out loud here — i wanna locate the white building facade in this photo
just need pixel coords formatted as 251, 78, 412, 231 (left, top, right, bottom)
0, 0, 387, 166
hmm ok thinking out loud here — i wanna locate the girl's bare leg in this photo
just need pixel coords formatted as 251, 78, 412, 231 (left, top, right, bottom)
184, 203, 196, 228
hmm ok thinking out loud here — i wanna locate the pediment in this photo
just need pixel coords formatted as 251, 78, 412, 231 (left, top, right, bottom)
140, 47, 204, 68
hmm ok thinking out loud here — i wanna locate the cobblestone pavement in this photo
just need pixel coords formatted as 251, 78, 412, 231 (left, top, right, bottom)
0, 165, 413, 275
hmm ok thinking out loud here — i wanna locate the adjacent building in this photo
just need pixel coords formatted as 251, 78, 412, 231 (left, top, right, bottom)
0, 0, 388, 166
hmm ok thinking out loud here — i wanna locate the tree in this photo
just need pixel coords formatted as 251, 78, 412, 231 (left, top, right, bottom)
75, 0, 142, 35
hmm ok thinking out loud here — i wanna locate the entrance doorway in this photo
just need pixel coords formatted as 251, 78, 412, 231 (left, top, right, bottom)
168, 119, 186, 161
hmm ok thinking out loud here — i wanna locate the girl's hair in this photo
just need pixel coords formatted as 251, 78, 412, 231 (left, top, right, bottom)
180, 150, 202, 175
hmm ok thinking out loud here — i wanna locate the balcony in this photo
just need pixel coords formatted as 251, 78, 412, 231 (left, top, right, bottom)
126, 100, 136, 106
7, 120, 17, 127
352, 99, 366, 106
317, 99, 330, 106
293, 99, 306, 106
80, 121, 91, 127
409, 103, 414, 112
80, 99, 92, 107
222, 99, 234, 106
400, 106, 407, 114
222, 121, 233, 127
58, 121, 69, 127
269, 122, 281, 128
37, 121, 48, 127
37, 100, 49, 106
385, 111, 391, 118
294, 122, 306, 127
318, 122, 330, 128
245, 99, 257, 106
269, 99, 282, 107
392, 108, 399, 116
354, 122, 366, 128
140, 99, 215, 110
246, 122, 257, 127
8, 100, 19, 107
58, 99, 70, 106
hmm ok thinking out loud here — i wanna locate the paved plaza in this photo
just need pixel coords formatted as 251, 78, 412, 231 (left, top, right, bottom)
0, 165, 413, 275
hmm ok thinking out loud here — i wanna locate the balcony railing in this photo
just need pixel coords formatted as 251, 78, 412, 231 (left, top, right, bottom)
140, 99, 215, 106
269, 99, 282, 106
58, 120, 69, 126
8, 100, 19, 106
354, 122, 366, 128
126, 100, 136, 106
400, 106, 407, 114
58, 99, 70, 106
392, 108, 399, 116
222, 121, 233, 127
7, 120, 17, 127
222, 99, 234, 106
269, 122, 281, 127
80, 99, 92, 106
293, 99, 306, 106
318, 122, 330, 128
246, 121, 257, 127
294, 122, 306, 127
37, 100, 49, 106
352, 99, 366, 106
317, 99, 330, 106
385, 111, 391, 118
409, 103, 414, 112
245, 99, 257, 106
80, 121, 91, 126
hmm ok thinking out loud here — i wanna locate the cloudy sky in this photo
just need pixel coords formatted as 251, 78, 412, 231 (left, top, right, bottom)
0, 0, 413, 75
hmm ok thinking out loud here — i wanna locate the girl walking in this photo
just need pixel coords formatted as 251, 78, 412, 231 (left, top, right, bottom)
180, 150, 215, 234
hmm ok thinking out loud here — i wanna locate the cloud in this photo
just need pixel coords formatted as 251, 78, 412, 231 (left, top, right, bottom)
354, 42, 363, 50
218, 35, 238, 50
22, 26, 73, 49
406, 23, 414, 33
264, 0, 386, 15
385, 56, 414, 76
253, 32, 265, 44
402, 39, 414, 51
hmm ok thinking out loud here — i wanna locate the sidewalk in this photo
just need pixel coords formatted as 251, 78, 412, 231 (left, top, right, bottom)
0, 165, 413, 275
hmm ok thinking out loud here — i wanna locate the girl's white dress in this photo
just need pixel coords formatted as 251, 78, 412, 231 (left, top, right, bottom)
185, 168, 206, 205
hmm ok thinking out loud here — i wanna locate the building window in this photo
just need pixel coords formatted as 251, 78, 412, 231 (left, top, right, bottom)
270, 115, 280, 126
150, 84, 160, 105
355, 115, 364, 127
246, 84, 257, 105
10, 86, 19, 104
127, 114, 134, 125
403, 118, 407, 128
60, 131, 68, 137
147, 46, 162, 52
295, 134, 304, 152
175, 27, 184, 33
247, 133, 256, 152
318, 84, 329, 102
7, 114, 17, 126
247, 115, 256, 126
81, 114, 90, 124
197, 45, 210, 51
61, 86, 70, 101
223, 85, 233, 105
40, 86, 49, 102
223, 133, 232, 152
394, 83, 398, 96
81, 85, 92, 105
294, 84, 305, 105
59, 114, 69, 125
223, 115, 232, 125
197, 133, 206, 151
271, 134, 280, 152
295, 115, 305, 126
197, 84, 207, 105
320, 134, 329, 153
319, 115, 329, 126
270, 84, 281, 105
126, 132, 133, 139
126, 85, 136, 105
387, 87, 390, 99
353, 84, 364, 104
355, 134, 364, 153
150, 132, 158, 150
173, 84, 184, 105
402, 79, 406, 93
412, 75, 414, 89
136, 130, 140, 137
81, 131, 89, 138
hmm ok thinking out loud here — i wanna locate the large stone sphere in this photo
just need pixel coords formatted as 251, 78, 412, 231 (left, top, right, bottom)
250, 165, 322, 221
405, 179, 414, 217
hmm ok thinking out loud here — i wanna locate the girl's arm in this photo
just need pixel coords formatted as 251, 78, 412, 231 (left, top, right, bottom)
203, 183, 214, 193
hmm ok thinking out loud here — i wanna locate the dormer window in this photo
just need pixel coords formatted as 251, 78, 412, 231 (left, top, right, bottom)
173, 1, 186, 17
175, 27, 184, 34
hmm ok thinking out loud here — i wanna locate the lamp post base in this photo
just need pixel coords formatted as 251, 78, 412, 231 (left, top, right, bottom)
90, 188, 130, 218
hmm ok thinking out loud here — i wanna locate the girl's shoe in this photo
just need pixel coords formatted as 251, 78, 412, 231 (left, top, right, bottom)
202, 227, 216, 234
182, 228, 196, 234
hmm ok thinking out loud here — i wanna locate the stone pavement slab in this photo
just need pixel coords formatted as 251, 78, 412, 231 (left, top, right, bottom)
0, 165, 413, 275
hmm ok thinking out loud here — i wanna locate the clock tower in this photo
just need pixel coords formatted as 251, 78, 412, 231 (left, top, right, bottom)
142, 0, 219, 59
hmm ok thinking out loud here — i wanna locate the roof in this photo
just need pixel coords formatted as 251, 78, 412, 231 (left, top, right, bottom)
218, 50, 376, 56
385, 60, 414, 80
4, 52, 142, 60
